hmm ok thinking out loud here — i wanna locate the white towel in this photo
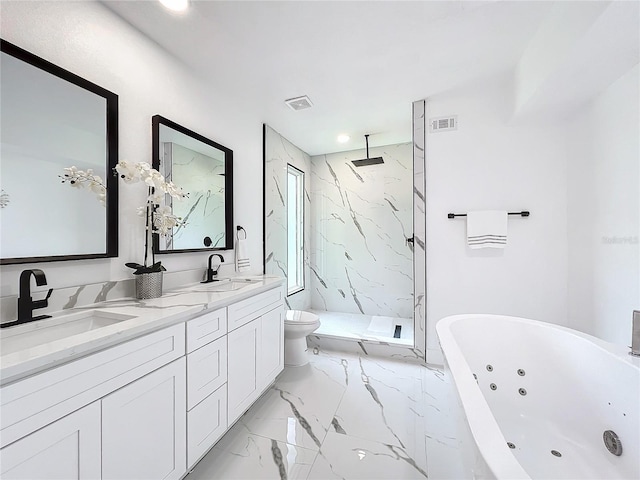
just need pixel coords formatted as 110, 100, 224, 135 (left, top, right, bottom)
467, 210, 508, 249
235, 238, 251, 272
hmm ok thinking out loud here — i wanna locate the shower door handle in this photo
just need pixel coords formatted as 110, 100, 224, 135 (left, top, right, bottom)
406, 236, 414, 246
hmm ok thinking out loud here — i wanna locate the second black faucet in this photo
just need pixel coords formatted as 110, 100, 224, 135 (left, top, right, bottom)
202, 254, 225, 283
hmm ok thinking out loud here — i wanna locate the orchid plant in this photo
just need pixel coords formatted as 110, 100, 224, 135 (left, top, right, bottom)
60, 166, 107, 205
114, 161, 187, 274
61, 162, 187, 275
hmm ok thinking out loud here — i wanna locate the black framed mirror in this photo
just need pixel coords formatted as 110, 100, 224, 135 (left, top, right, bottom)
152, 115, 233, 253
0, 39, 118, 265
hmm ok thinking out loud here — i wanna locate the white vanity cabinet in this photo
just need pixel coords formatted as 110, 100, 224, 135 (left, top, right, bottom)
258, 305, 285, 391
0, 402, 101, 480
0, 323, 186, 480
227, 288, 284, 425
227, 318, 261, 424
102, 358, 186, 480
0, 280, 286, 480
185, 308, 228, 468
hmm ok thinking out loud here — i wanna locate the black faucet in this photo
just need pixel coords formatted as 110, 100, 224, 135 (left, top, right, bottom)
2, 269, 53, 328
202, 254, 225, 283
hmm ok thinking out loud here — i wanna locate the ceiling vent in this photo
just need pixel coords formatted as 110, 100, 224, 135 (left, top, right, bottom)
285, 95, 313, 111
429, 115, 458, 132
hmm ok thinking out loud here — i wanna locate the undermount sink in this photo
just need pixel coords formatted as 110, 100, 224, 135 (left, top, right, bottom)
0, 310, 136, 356
190, 277, 261, 293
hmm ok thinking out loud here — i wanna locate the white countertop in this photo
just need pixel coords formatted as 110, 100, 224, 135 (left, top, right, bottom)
0, 275, 284, 386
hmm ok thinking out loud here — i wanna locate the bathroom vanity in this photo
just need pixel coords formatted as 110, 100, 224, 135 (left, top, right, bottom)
0, 276, 285, 479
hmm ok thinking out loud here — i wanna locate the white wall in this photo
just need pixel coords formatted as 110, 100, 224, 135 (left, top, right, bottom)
425, 66, 639, 363
425, 74, 569, 364
566, 65, 640, 345
0, 1, 264, 297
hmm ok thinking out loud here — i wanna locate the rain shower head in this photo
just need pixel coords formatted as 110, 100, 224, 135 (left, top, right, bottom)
352, 134, 384, 167
352, 157, 384, 167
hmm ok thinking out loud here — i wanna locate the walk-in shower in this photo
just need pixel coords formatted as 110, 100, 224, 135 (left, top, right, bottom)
306, 140, 414, 346
264, 117, 425, 354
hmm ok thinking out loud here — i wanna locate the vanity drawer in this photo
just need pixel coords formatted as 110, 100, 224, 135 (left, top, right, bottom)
0, 324, 185, 447
187, 336, 227, 410
187, 384, 227, 468
227, 287, 283, 331
186, 307, 227, 353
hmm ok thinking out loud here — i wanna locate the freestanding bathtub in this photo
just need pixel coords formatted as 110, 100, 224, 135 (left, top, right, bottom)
436, 314, 639, 480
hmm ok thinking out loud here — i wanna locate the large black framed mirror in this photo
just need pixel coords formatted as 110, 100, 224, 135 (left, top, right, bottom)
152, 115, 233, 253
0, 39, 119, 265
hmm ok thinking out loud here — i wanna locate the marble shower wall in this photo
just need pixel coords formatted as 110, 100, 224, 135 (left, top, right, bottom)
263, 125, 311, 310
413, 99, 427, 358
162, 142, 226, 250
310, 143, 414, 318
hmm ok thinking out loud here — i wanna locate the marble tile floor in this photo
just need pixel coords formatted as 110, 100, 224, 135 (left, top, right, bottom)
187, 348, 464, 480
310, 310, 414, 347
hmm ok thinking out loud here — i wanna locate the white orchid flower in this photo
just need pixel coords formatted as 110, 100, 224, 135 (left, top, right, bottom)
115, 161, 140, 183
153, 205, 183, 235
163, 181, 187, 199
89, 177, 105, 195
64, 160, 188, 269
147, 171, 166, 191
148, 191, 164, 205
60, 166, 107, 203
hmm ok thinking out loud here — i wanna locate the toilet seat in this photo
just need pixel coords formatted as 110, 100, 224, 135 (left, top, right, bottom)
284, 310, 319, 325
283, 310, 321, 367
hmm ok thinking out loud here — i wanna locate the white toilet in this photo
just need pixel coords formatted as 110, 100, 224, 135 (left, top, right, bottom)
284, 310, 321, 366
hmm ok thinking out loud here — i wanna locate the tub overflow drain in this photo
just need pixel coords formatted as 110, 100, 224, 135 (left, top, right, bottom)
507, 442, 516, 449
551, 450, 562, 457
603, 430, 622, 456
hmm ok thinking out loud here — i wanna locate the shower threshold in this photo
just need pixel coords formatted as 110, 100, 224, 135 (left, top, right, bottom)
309, 310, 413, 347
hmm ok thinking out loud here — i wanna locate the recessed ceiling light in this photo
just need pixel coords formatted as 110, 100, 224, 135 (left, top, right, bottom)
159, 0, 189, 12
337, 134, 350, 143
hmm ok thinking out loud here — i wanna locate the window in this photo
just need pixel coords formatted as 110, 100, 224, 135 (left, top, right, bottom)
287, 165, 304, 295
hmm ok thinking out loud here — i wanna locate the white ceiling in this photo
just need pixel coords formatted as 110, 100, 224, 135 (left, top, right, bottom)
102, 0, 604, 155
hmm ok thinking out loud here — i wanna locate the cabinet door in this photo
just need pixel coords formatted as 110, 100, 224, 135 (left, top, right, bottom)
187, 384, 227, 469
259, 305, 284, 390
227, 319, 260, 425
102, 358, 186, 480
227, 287, 283, 332
0, 402, 101, 480
187, 335, 227, 410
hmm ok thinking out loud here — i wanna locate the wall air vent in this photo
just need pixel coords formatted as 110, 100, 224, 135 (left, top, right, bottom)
429, 115, 458, 132
285, 95, 313, 111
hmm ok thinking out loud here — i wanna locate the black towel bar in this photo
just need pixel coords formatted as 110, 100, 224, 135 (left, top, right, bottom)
447, 211, 530, 219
